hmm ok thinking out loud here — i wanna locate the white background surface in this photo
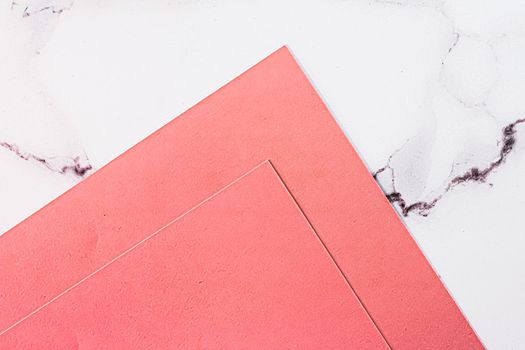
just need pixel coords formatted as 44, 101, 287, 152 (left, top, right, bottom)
1, 0, 525, 348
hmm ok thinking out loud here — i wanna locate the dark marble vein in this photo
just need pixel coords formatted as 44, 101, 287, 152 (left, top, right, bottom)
373, 118, 525, 216
0, 141, 92, 177
10, 0, 74, 17
22, 4, 70, 17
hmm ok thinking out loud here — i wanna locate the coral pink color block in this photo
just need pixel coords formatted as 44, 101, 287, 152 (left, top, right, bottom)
0, 162, 389, 349
0, 47, 483, 348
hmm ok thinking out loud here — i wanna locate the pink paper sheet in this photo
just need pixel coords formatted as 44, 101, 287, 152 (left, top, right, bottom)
0, 162, 388, 349
0, 47, 483, 348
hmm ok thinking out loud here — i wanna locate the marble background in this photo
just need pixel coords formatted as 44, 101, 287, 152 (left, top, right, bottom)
1, 0, 525, 347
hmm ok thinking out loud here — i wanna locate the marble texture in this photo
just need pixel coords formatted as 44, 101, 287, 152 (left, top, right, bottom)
1, 0, 525, 347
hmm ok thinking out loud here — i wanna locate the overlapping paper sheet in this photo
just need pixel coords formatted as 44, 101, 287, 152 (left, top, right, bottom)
0, 47, 483, 348
0, 162, 389, 348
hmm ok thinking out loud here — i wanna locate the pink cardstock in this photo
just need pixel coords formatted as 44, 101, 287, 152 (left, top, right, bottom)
0, 47, 483, 348
0, 162, 389, 349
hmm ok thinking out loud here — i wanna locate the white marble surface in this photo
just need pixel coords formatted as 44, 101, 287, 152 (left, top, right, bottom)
1, 0, 525, 347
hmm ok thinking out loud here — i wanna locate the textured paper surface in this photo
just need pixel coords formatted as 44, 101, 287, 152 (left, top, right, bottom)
0, 47, 482, 348
0, 162, 388, 349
